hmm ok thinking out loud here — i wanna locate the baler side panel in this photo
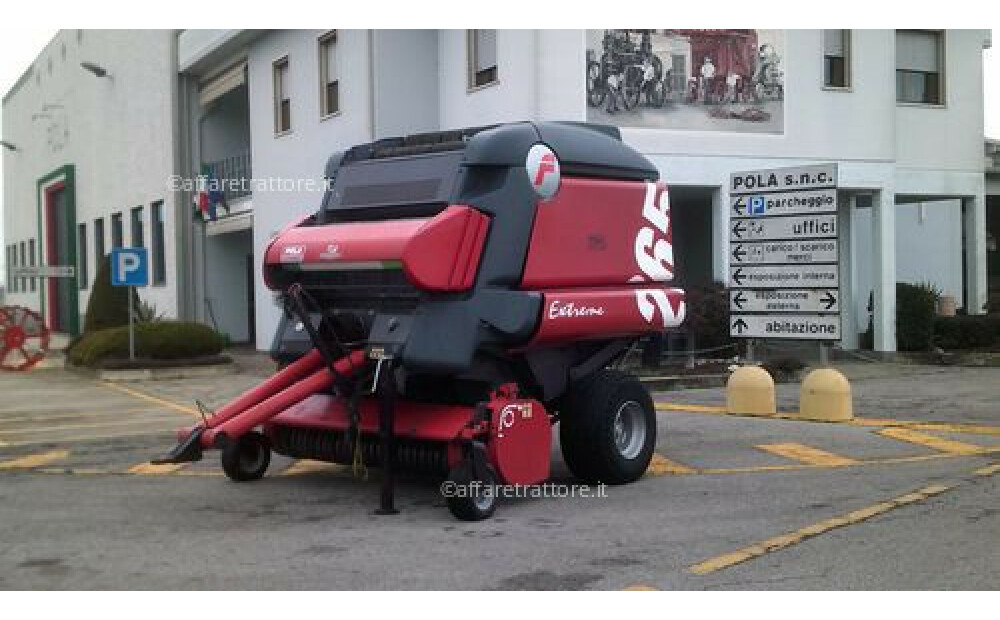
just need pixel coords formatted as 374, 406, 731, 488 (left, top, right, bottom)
529, 287, 686, 346
521, 178, 674, 289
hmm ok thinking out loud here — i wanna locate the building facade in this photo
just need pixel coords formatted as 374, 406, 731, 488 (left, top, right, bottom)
3, 29, 993, 353
2, 29, 181, 335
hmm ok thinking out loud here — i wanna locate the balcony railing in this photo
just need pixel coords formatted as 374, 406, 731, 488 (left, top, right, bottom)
203, 151, 252, 203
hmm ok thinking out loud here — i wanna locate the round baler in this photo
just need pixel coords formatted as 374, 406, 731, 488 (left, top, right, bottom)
155, 121, 686, 520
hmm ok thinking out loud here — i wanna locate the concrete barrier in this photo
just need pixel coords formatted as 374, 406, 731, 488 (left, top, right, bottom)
726, 366, 776, 416
795, 368, 853, 422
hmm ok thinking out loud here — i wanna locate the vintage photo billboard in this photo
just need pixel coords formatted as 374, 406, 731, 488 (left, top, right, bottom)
586, 30, 785, 134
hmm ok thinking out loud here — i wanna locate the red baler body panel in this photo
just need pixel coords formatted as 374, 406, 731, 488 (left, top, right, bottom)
530, 286, 686, 346
521, 177, 686, 344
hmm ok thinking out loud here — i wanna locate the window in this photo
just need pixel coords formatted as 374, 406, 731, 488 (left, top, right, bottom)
77, 223, 88, 290
111, 212, 123, 248
28, 239, 36, 292
131, 206, 144, 248
151, 201, 166, 285
823, 30, 850, 88
467, 29, 498, 89
19, 242, 26, 292
319, 31, 339, 117
94, 217, 106, 264
7, 245, 15, 293
896, 30, 943, 105
273, 56, 291, 134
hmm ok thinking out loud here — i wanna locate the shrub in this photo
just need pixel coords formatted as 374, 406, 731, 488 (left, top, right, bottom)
932, 315, 1000, 350
83, 254, 140, 333
896, 282, 939, 351
683, 282, 736, 351
69, 321, 227, 367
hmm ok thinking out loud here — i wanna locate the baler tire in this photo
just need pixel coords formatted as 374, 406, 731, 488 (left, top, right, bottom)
445, 461, 499, 521
221, 431, 271, 482
559, 370, 655, 485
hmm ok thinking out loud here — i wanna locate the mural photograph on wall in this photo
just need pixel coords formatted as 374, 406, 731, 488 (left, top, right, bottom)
586, 29, 785, 134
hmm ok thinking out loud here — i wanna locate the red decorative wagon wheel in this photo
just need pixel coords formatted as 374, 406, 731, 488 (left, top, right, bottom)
0, 306, 51, 371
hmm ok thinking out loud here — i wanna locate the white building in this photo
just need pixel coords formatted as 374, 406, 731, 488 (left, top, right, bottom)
3, 29, 993, 354
2, 30, 181, 335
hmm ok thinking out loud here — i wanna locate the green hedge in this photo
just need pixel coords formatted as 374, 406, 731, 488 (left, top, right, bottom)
932, 315, 1000, 350
84, 253, 139, 333
69, 321, 227, 367
896, 283, 939, 351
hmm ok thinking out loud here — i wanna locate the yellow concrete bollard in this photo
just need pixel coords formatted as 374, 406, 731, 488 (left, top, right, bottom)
796, 368, 853, 422
726, 366, 776, 416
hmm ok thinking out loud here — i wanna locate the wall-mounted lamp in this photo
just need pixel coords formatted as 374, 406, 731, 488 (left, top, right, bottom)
0, 140, 18, 152
80, 61, 110, 78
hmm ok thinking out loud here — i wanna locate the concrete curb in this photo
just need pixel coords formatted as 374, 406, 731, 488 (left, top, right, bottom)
67, 361, 238, 382
639, 374, 729, 391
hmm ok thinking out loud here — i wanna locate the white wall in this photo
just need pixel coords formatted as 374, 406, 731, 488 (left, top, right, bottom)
236, 28, 989, 350
437, 30, 583, 129
204, 228, 252, 342
2, 29, 179, 330
896, 31, 989, 174
895, 201, 965, 303
247, 29, 375, 349
373, 30, 438, 137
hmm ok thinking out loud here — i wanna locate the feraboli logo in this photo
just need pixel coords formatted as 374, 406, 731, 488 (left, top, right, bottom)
525, 143, 560, 199
280, 244, 306, 263
319, 243, 341, 260
496, 403, 532, 438
630, 182, 685, 328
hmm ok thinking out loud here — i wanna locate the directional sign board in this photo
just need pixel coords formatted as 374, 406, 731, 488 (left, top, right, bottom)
10, 265, 76, 278
730, 289, 839, 314
730, 264, 839, 289
731, 240, 838, 265
731, 189, 837, 218
730, 214, 838, 241
729, 164, 840, 341
729, 314, 841, 340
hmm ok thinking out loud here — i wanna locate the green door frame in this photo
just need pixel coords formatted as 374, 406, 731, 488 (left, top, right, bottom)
36, 164, 80, 336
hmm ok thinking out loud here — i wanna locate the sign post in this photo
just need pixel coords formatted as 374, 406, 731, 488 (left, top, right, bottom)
110, 248, 149, 361
728, 164, 840, 354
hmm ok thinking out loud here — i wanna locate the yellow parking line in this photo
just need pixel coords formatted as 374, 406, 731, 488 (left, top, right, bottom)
100, 382, 200, 419
655, 403, 727, 414
657, 402, 1000, 436
0, 449, 70, 470
128, 462, 188, 475
279, 459, 346, 477
0, 415, 184, 436
622, 584, 659, 591
973, 462, 1000, 477
756, 443, 858, 466
689, 483, 954, 574
878, 427, 985, 455
0, 408, 153, 424
646, 453, 698, 476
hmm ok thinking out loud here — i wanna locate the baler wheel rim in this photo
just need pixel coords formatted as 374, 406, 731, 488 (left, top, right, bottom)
221, 431, 272, 482
613, 400, 646, 461
445, 461, 498, 521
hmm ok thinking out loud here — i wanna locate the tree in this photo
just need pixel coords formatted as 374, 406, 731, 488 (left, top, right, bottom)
83, 254, 140, 333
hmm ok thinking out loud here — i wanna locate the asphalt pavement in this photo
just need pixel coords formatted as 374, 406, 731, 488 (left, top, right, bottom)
0, 358, 997, 589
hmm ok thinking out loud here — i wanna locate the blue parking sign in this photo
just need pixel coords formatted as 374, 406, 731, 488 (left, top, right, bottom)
749, 196, 767, 215
111, 248, 149, 286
